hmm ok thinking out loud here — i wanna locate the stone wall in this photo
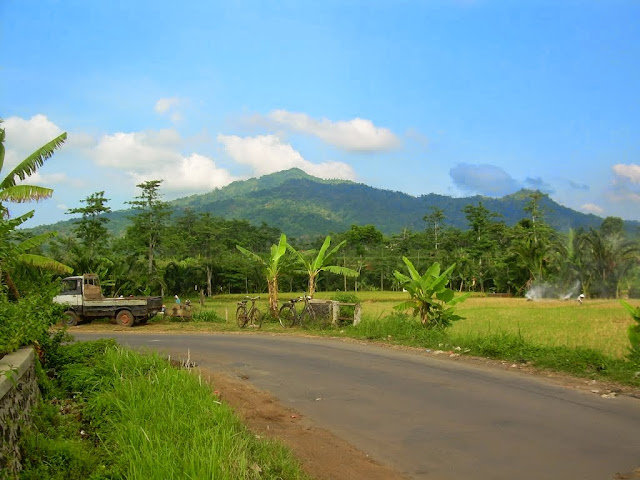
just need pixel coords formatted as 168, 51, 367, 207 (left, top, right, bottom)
0, 348, 40, 477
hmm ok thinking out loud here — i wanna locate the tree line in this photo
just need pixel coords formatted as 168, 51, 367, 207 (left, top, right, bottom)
35, 182, 640, 301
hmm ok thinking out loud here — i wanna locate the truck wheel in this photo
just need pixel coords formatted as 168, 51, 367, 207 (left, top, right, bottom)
63, 310, 79, 326
116, 309, 135, 327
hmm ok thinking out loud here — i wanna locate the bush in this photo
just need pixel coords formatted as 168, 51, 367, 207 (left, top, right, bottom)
191, 310, 225, 323
331, 292, 361, 325
0, 289, 64, 358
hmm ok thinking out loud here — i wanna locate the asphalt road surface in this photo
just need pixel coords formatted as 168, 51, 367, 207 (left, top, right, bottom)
74, 332, 640, 479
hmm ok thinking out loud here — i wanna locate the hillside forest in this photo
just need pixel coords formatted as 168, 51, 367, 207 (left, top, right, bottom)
10, 180, 639, 301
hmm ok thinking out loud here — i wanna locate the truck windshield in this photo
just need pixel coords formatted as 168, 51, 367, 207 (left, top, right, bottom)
61, 279, 81, 295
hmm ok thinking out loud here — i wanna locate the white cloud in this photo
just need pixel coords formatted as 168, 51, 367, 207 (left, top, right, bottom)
217, 134, 356, 180
581, 203, 604, 214
610, 163, 640, 204
92, 129, 235, 195
2, 115, 65, 170
3, 115, 64, 151
613, 163, 640, 183
264, 110, 401, 152
24, 171, 85, 188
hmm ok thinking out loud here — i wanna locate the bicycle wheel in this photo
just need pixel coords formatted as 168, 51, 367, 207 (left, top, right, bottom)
279, 304, 296, 327
236, 305, 248, 327
299, 305, 316, 328
249, 308, 262, 329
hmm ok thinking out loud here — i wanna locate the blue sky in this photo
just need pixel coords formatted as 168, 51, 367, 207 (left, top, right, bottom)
2, 0, 640, 226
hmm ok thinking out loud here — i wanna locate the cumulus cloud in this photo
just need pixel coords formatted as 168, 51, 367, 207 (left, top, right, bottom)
449, 163, 521, 196
26, 171, 85, 188
2, 115, 65, 169
262, 110, 400, 152
217, 134, 356, 180
610, 163, 640, 203
92, 129, 235, 195
581, 203, 604, 214
613, 163, 640, 183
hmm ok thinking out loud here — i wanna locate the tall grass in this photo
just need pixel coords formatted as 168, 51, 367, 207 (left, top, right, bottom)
21, 341, 309, 480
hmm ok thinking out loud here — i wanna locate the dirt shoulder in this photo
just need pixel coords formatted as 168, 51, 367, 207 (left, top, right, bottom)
198, 367, 408, 480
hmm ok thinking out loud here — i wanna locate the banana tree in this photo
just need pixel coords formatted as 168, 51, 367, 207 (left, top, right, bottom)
0, 121, 71, 297
394, 257, 469, 328
0, 212, 72, 298
237, 233, 288, 316
288, 235, 359, 296
0, 123, 67, 217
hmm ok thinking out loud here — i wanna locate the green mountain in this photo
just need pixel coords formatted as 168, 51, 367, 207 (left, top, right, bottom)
28, 168, 637, 238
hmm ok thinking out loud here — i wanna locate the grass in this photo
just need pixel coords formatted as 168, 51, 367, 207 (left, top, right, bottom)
157, 293, 635, 356
20, 340, 309, 480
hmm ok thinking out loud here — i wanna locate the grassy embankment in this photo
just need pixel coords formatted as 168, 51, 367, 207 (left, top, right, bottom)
19, 339, 309, 480
110, 291, 640, 387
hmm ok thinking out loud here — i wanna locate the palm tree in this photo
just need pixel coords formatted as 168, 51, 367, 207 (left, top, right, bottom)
237, 233, 288, 316
0, 121, 71, 298
288, 235, 359, 296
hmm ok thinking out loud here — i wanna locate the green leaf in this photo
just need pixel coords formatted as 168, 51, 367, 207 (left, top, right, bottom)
0, 132, 66, 189
16, 254, 73, 274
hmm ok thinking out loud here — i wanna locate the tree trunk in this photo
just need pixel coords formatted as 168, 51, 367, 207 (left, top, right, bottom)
4, 271, 20, 300
206, 265, 213, 297
308, 273, 317, 297
268, 277, 279, 316
148, 245, 154, 275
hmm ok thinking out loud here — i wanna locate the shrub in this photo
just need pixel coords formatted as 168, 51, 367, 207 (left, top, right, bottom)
0, 289, 64, 358
393, 257, 469, 329
621, 301, 640, 363
331, 292, 361, 325
191, 310, 225, 323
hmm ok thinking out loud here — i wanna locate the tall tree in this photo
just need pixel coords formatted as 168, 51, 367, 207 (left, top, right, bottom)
580, 218, 638, 298
423, 206, 445, 250
126, 180, 170, 276
462, 202, 504, 292
66, 191, 112, 271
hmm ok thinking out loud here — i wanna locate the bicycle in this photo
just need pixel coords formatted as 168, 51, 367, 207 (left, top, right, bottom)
236, 296, 263, 329
279, 295, 326, 328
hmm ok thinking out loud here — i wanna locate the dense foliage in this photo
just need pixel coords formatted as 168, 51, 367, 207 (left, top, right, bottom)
37, 181, 639, 302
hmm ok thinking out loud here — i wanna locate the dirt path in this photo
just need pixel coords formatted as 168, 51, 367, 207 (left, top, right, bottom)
198, 367, 408, 480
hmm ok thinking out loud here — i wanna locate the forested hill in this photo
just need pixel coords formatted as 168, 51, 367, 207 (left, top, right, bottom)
171, 168, 628, 236
30, 168, 636, 238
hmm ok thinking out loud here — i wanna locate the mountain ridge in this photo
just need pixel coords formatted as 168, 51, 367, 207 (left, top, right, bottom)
27, 168, 637, 238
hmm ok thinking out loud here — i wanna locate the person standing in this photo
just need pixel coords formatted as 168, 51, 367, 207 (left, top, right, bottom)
174, 294, 181, 304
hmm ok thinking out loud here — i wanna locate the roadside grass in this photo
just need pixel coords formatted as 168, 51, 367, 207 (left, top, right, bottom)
20, 340, 309, 480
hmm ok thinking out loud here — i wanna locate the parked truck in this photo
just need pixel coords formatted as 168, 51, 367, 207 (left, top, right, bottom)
53, 274, 163, 327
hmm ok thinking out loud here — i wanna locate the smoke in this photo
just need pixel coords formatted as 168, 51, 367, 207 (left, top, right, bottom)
525, 280, 582, 301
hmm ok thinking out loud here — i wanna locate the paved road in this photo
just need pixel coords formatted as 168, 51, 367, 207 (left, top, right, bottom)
74, 332, 640, 480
